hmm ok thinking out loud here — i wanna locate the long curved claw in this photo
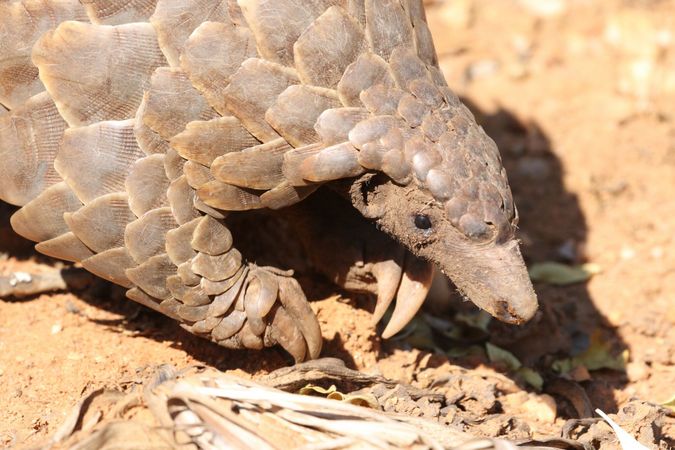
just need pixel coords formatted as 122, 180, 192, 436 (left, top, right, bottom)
244, 269, 279, 320
244, 269, 279, 335
269, 306, 307, 363
371, 257, 404, 325
381, 256, 435, 339
277, 277, 323, 359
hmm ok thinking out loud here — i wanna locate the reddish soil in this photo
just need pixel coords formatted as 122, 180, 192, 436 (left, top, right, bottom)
1, 0, 674, 448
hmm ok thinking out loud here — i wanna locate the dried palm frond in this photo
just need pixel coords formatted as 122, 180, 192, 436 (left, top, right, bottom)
51, 361, 584, 450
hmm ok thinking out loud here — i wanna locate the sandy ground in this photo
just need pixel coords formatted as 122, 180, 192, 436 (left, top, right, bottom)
1, 0, 674, 448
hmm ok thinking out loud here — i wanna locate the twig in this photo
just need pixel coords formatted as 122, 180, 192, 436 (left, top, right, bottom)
0, 267, 92, 298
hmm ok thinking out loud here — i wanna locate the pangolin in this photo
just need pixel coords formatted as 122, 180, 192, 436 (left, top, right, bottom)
0, 0, 538, 362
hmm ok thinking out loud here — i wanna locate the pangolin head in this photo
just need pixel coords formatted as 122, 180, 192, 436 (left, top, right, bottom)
340, 57, 538, 331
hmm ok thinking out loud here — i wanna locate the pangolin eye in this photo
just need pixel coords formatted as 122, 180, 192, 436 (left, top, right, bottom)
414, 214, 432, 230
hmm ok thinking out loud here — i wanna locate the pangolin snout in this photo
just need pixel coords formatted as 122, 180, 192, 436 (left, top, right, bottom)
492, 297, 538, 325
433, 238, 538, 325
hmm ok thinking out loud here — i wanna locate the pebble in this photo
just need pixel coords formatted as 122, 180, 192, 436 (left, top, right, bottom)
466, 59, 500, 81
518, 0, 567, 17
626, 361, 649, 382
440, 0, 474, 29
620, 246, 636, 260
67, 352, 83, 361
522, 394, 557, 424
650, 247, 663, 259
65, 300, 81, 314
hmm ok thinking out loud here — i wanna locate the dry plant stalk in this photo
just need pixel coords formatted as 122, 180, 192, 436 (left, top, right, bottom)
51, 362, 582, 450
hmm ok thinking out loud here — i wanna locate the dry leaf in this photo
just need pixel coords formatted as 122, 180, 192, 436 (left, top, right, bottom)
529, 262, 601, 285
299, 384, 379, 409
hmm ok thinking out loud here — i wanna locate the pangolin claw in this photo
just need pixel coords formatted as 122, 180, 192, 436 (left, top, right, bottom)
371, 257, 404, 325
381, 256, 435, 339
277, 276, 323, 360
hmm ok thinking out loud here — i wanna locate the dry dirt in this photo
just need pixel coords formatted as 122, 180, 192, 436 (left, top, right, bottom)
1, 0, 674, 448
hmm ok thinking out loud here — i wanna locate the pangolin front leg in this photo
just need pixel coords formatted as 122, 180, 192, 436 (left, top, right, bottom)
160, 215, 322, 362
180, 263, 321, 363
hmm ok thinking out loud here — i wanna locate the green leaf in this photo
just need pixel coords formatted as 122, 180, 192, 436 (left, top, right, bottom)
486, 342, 522, 371
580, 345, 626, 372
455, 310, 492, 331
552, 333, 627, 373
659, 394, 675, 412
551, 358, 575, 374
516, 367, 544, 391
446, 345, 485, 358
529, 262, 601, 285
399, 316, 443, 353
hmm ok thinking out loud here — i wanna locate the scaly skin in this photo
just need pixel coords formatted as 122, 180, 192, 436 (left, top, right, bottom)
0, 0, 537, 362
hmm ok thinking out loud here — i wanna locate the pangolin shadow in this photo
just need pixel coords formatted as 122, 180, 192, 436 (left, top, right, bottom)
0, 102, 627, 415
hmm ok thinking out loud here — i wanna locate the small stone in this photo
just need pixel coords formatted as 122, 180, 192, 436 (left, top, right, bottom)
620, 247, 636, 260
51, 323, 62, 335
466, 59, 500, 81
67, 352, 83, 361
501, 391, 528, 409
65, 300, 81, 314
440, 0, 474, 29
626, 361, 649, 382
521, 394, 557, 424
667, 302, 675, 325
518, 0, 567, 17
650, 247, 663, 259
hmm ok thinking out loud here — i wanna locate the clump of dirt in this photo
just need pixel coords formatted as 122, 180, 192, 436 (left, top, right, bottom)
1, 0, 674, 448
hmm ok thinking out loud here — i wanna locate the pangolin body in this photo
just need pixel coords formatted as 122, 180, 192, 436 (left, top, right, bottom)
0, 0, 538, 361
